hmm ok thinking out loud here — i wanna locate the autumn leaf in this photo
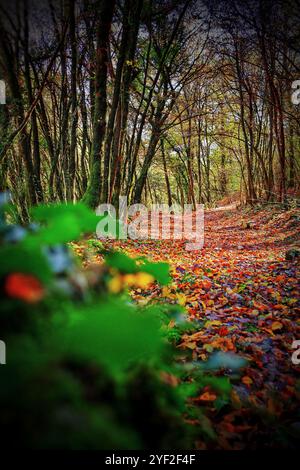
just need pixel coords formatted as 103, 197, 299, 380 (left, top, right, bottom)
242, 376, 253, 386
197, 391, 217, 401
271, 321, 283, 331
107, 275, 123, 293
133, 272, 155, 288
5, 272, 45, 303
176, 293, 187, 306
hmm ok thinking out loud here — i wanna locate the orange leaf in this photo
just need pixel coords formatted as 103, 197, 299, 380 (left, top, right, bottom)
5, 273, 44, 303
198, 391, 217, 401
201, 280, 212, 290
242, 376, 253, 386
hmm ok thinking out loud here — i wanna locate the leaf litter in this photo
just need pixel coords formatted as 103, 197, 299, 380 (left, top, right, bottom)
97, 206, 300, 448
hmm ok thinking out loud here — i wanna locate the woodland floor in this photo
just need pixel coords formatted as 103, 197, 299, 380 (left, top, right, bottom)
96, 205, 300, 448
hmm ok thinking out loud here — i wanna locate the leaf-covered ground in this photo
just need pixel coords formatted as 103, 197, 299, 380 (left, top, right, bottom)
98, 206, 300, 448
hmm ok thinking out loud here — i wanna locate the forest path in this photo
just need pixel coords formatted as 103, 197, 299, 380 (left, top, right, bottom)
206, 202, 238, 212
106, 206, 300, 448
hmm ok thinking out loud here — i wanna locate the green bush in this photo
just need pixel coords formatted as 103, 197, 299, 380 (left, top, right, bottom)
0, 196, 238, 449
0, 196, 194, 449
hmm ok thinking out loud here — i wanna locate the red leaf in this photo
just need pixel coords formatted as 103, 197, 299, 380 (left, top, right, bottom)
5, 273, 45, 303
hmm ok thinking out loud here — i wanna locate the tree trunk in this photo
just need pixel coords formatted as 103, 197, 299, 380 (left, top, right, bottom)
82, 0, 116, 208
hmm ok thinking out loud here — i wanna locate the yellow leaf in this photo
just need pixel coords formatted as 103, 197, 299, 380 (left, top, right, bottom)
204, 320, 222, 328
162, 286, 176, 299
185, 341, 197, 350
123, 274, 137, 286
124, 272, 154, 289
198, 353, 207, 361
271, 321, 283, 331
107, 275, 123, 294
177, 293, 187, 306
162, 286, 171, 297
135, 272, 154, 288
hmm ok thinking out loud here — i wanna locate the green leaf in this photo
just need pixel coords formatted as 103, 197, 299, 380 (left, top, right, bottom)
28, 203, 102, 245
54, 298, 164, 370
104, 252, 170, 285
203, 376, 231, 395
0, 244, 52, 283
31, 203, 97, 228
105, 251, 138, 273
141, 260, 170, 285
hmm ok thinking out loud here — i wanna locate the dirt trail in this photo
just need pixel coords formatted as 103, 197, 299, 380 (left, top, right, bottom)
107, 206, 300, 448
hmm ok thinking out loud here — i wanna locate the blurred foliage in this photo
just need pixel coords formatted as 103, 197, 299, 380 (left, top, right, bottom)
0, 195, 236, 449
